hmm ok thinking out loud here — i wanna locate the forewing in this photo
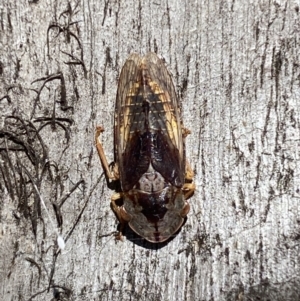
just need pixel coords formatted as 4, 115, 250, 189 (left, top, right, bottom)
115, 53, 185, 190
114, 53, 142, 163
143, 52, 184, 159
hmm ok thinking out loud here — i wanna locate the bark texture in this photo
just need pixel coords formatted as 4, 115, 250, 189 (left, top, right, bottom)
1, 1, 300, 300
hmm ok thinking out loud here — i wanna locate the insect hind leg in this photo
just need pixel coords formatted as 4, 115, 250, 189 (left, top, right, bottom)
111, 193, 131, 241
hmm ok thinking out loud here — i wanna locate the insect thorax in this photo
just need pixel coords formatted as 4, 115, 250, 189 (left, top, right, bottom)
123, 163, 186, 228
135, 163, 165, 192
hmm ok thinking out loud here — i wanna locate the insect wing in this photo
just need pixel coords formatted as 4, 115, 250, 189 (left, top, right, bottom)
114, 53, 142, 160
141, 53, 185, 186
142, 52, 184, 159
115, 53, 185, 191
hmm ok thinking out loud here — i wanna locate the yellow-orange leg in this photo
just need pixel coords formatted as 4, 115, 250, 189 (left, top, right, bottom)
185, 160, 194, 182
183, 159, 195, 200
110, 193, 132, 240
95, 126, 119, 180
182, 127, 191, 138
182, 127, 195, 200
96, 127, 125, 239
182, 157, 196, 220
180, 202, 191, 218
183, 183, 195, 200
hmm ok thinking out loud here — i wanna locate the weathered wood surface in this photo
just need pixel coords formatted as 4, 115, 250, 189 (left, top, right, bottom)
1, 1, 300, 300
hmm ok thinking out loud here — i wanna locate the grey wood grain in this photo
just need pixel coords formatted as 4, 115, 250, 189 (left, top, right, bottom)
1, 1, 299, 300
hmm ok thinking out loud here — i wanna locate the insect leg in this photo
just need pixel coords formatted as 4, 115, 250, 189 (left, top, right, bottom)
95, 126, 119, 180
182, 183, 195, 200
185, 160, 194, 182
184, 159, 195, 199
182, 127, 191, 138
111, 193, 131, 241
180, 202, 190, 217
183, 127, 194, 181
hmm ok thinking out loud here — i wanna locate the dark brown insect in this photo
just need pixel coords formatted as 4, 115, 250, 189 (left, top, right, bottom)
95, 52, 195, 243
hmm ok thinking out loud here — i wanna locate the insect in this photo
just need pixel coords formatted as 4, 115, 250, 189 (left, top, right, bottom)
95, 52, 195, 243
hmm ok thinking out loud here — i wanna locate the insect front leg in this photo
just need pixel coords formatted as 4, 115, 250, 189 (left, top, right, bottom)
95, 126, 119, 180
